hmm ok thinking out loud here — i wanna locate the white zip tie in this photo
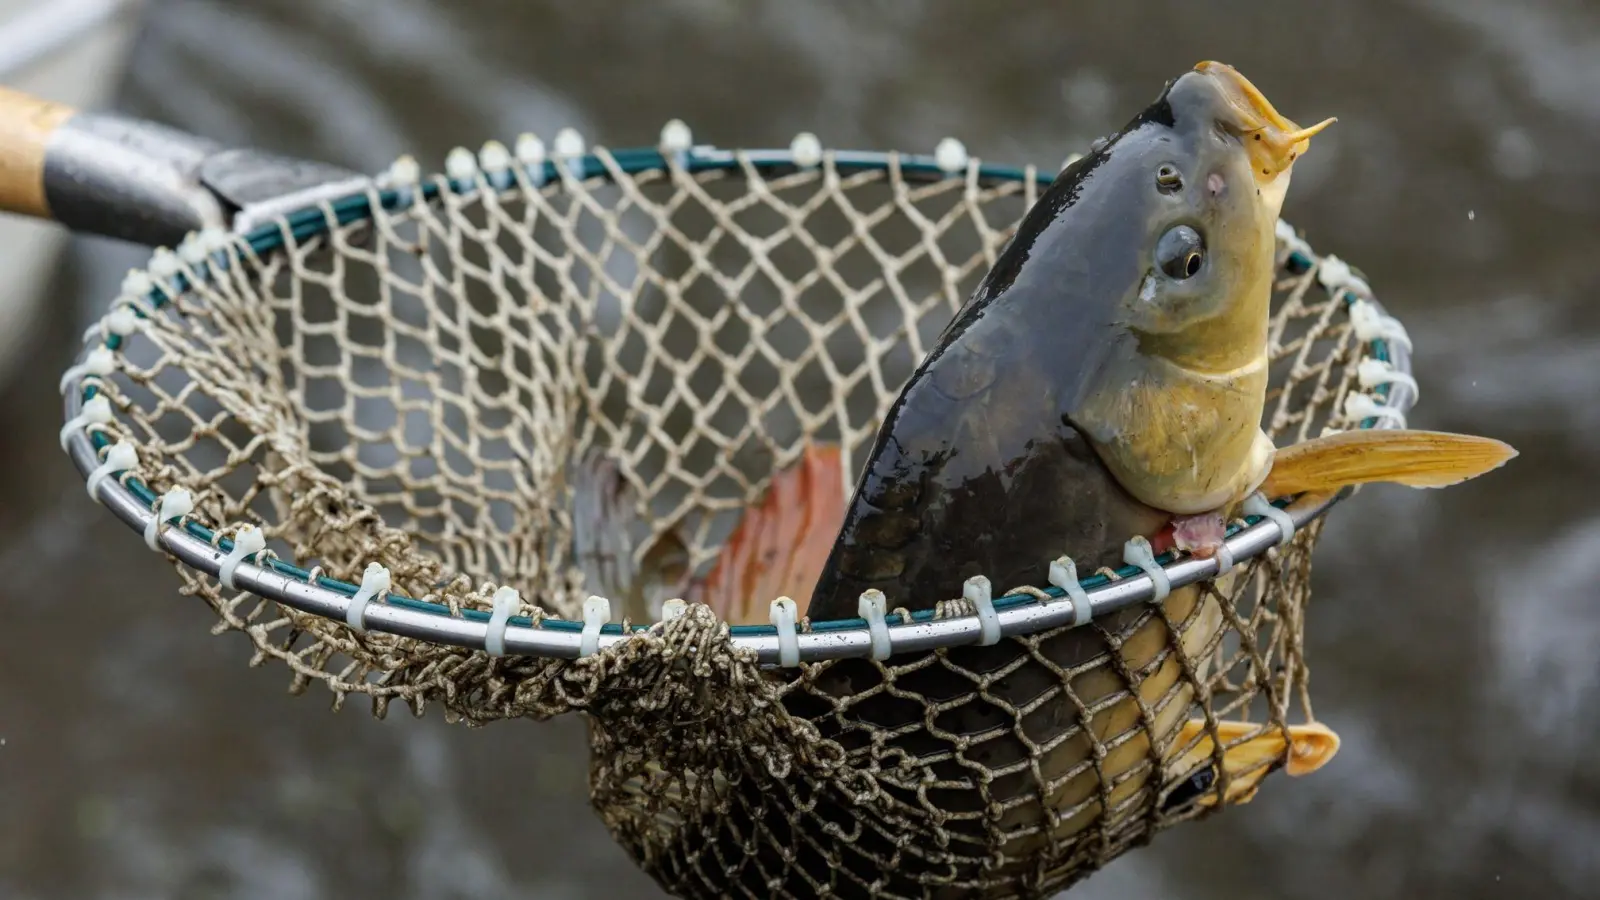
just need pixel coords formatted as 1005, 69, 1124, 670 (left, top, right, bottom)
1048, 556, 1093, 627
553, 127, 585, 158
85, 439, 137, 502
81, 308, 133, 346
478, 140, 511, 174
934, 136, 969, 174
1244, 493, 1296, 547
198, 227, 231, 258
484, 586, 521, 657
1357, 357, 1420, 399
790, 132, 822, 168
106, 304, 138, 337
659, 119, 693, 153
178, 232, 207, 265
59, 346, 116, 394
1348, 299, 1414, 352
1123, 536, 1170, 603
218, 524, 266, 591
515, 133, 545, 166
445, 146, 478, 181
386, 153, 421, 184
858, 590, 892, 661
59, 393, 113, 451
579, 594, 612, 658
1212, 540, 1236, 577
514, 133, 548, 186
344, 562, 392, 633
660, 598, 687, 622
143, 487, 194, 552
1344, 392, 1408, 428
963, 575, 1001, 646
147, 247, 180, 280
1275, 218, 1312, 260
770, 597, 800, 667
121, 269, 154, 297
1316, 253, 1371, 297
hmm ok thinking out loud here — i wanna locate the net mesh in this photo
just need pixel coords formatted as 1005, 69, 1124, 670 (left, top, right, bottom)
78, 148, 1378, 898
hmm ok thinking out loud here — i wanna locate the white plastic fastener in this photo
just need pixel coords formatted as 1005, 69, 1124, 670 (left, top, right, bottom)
553, 128, 585, 158
59, 394, 114, 451
86, 440, 137, 502
659, 119, 693, 153
1275, 218, 1312, 259
1048, 556, 1094, 627
1316, 253, 1372, 297
105, 305, 138, 338
934, 136, 969, 174
660, 598, 687, 622
858, 589, 892, 661
445, 146, 478, 181
178, 232, 207, 265
1123, 536, 1170, 603
770, 597, 800, 667
963, 575, 1001, 646
58, 346, 116, 394
218, 524, 266, 591
1344, 392, 1408, 429
790, 132, 823, 168
121, 269, 154, 297
515, 133, 545, 165
345, 562, 392, 633
147, 248, 180, 280
1244, 493, 1296, 547
479, 140, 511, 174
1357, 357, 1420, 400
579, 594, 612, 658
143, 487, 194, 552
1212, 541, 1236, 577
484, 586, 521, 657
198, 227, 231, 257
1348, 299, 1414, 352
387, 154, 421, 184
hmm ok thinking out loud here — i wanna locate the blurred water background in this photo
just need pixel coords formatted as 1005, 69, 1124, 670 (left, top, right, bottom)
1, 1, 1597, 897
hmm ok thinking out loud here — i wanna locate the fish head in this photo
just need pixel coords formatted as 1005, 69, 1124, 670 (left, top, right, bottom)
1115, 61, 1335, 368
1071, 63, 1334, 514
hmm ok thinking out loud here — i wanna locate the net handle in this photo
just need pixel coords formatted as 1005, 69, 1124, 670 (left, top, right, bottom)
0, 83, 366, 247
0, 83, 74, 221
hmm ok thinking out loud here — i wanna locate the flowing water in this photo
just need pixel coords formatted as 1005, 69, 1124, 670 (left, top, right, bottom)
2, 1, 1597, 897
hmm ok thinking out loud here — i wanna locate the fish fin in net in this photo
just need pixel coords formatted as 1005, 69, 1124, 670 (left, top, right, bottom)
1167, 719, 1341, 809
687, 442, 847, 626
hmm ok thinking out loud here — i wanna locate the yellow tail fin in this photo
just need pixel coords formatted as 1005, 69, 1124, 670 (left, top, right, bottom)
1261, 429, 1517, 498
1169, 719, 1341, 808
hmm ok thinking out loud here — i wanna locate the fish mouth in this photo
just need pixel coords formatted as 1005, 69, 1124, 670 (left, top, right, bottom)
1193, 61, 1336, 184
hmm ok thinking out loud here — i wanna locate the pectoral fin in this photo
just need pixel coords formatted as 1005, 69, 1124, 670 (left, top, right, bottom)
1260, 428, 1517, 497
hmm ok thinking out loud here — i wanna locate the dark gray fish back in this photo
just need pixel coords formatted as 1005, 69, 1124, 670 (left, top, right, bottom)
807, 136, 1172, 621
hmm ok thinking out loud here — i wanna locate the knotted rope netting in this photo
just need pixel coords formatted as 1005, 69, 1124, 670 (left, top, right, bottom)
59, 124, 1415, 898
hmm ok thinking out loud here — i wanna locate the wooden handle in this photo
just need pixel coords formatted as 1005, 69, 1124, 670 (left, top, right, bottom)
0, 85, 77, 220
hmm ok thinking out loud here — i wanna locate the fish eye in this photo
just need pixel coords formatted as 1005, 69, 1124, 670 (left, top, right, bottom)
1156, 164, 1182, 192
1156, 225, 1205, 280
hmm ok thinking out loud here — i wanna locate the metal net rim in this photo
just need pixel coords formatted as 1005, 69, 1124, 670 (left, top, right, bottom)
56, 141, 1416, 666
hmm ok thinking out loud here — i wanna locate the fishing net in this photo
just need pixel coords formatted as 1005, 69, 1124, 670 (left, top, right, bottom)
61, 132, 1411, 898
